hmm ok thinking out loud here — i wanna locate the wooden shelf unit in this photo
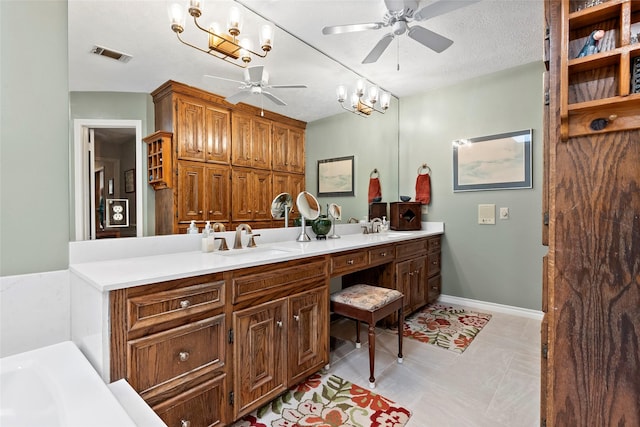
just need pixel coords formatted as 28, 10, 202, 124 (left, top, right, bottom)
144, 131, 173, 190
561, 0, 640, 139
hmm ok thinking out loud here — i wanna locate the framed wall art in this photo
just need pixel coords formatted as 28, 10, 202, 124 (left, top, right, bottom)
453, 129, 532, 192
124, 169, 135, 193
317, 155, 355, 197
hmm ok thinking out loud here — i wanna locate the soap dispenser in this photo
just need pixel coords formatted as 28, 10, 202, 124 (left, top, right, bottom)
187, 220, 198, 234
201, 221, 214, 252
381, 216, 388, 233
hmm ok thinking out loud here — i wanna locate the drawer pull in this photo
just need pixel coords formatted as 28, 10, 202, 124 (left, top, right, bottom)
178, 351, 190, 362
432, 286, 438, 290
432, 261, 438, 265
380, 252, 387, 256
179, 300, 191, 309
293, 315, 300, 322
276, 320, 283, 328
347, 259, 354, 265
181, 420, 191, 427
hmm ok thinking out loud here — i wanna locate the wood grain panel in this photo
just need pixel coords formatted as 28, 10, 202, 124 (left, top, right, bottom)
551, 130, 639, 426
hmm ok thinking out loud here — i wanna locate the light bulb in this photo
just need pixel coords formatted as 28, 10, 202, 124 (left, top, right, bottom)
188, 0, 202, 17
227, 6, 243, 36
260, 24, 274, 51
168, 2, 186, 33
368, 86, 379, 104
356, 79, 366, 97
336, 85, 347, 103
380, 92, 391, 110
350, 93, 359, 109
239, 38, 252, 63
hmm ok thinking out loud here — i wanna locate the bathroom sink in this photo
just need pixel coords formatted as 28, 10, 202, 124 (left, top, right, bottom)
0, 342, 138, 427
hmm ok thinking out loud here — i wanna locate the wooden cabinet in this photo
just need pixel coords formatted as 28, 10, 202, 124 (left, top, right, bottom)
561, 0, 640, 139
231, 112, 272, 170
543, 1, 640, 425
109, 274, 228, 427
176, 96, 230, 163
272, 123, 305, 174
150, 80, 306, 234
178, 161, 230, 225
396, 256, 428, 314
231, 258, 328, 419
426, 236, 441, 303
144, 131, 173, 190
231, 167, 272, 222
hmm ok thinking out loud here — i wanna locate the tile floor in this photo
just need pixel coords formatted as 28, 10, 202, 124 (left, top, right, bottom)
328, 306, 542, 427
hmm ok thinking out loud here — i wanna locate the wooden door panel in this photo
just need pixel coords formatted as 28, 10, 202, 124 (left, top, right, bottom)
231, 114, 252, 167
252, 118, 271, 170
177, 98, 205, 161
288, 286, 329, 384
178, 163, 204, 222
395, 260, 412, 313
233, 299, 287, 418
288, 128, 305, 174
272, 124, 288, 172
252, 170, 273, 220
231, 169, 251, 221
205, 106, 230, 164
205, 165, 230, 222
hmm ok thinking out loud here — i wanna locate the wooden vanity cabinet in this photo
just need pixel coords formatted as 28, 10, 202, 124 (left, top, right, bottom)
231, 167, 273, 222
109, 273, 229, 427
175, 96, 231, 163
272, 123, 305, 174
231, 112, 272, 170
230, 258, 329, 420
426, 235, 442, 303
177, 161, 231, 225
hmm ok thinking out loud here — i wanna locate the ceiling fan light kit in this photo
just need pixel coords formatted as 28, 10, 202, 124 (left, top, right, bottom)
336, 80, 390, 117
168, 0, 274, 68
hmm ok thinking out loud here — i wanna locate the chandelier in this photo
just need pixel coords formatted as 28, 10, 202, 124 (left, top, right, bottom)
168, 1, 274, 68
336, 80, 391, 117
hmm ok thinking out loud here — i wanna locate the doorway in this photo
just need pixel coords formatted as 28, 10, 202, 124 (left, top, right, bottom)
73, 119, 143, 240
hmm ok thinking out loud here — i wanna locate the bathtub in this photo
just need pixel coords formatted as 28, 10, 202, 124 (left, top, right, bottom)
0, 341, 138, 427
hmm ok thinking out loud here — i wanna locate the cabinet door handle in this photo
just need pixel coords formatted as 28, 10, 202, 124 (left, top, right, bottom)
276, 320, 283, 328
347, 259, 354, 265
180, 300, 190, 309
198, 210, 203, 214
209, 210, 213, 214
432, 261, 438, 265
181, 420, 191, 427
432, 286, 439, 291
409, 272, 414, 276
293, 315, 300, 322
380, 252, 387, 256
178, 351, 190, 362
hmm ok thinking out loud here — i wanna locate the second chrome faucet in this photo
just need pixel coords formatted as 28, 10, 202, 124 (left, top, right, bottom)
233, 223, 254, 249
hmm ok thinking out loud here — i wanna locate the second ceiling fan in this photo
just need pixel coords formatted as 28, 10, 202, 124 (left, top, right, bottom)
322, 0, 480, 64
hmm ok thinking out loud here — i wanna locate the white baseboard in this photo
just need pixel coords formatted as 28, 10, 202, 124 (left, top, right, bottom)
437, 294, 544, 321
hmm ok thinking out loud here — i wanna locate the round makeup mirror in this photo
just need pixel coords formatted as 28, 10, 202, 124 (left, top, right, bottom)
295, 191, 320, 242
271, 192, 293, 227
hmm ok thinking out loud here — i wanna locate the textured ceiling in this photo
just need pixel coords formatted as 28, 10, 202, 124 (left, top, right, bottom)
68, 0, 544, 123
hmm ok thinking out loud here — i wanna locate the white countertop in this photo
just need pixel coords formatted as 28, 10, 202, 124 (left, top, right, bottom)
70, 223, 443, 292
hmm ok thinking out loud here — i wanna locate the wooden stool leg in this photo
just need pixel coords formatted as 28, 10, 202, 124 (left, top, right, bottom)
368, 322, 376, 388
355, 320, 362, 349
397, 306, 404, 364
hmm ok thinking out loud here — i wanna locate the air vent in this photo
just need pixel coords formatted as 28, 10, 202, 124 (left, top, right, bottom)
91, 45, 132, 63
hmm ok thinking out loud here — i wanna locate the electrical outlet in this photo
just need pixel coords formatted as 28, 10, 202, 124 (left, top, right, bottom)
500, 207, 510, 220
421, 205, 428, 214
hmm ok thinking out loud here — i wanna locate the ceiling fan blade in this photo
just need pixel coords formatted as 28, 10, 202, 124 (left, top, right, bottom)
268, 84, 308, 89
204, 74, 245, 85
322, 22, 385, 35
225, 91, 251, 105
262, 91, 287, 106
407, 25, 453, 53
414, 0, 481, 21
362, 33, 394, 64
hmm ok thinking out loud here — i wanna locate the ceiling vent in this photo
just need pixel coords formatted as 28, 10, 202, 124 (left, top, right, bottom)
91, 45, 132, 63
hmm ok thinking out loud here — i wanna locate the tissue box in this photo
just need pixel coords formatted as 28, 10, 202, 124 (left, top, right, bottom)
389, 202, 422, 231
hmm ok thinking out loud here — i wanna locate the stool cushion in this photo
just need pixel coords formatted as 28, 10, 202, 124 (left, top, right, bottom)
330, 284, 403, 311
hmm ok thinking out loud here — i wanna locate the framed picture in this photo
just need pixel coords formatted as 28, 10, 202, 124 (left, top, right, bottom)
317, 155, 355, 197
124, 169, 135, 193
453, 129, 532, 192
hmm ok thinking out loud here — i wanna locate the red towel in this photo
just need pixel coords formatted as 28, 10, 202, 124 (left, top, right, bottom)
368, 177, 382, 203
415, 173, 431, 204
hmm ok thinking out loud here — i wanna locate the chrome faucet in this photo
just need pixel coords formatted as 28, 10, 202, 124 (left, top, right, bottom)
370, 217, 383, 233
233, 223, 253, 249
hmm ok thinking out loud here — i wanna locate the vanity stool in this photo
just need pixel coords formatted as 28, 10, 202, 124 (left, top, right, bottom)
330, 284, 404, 388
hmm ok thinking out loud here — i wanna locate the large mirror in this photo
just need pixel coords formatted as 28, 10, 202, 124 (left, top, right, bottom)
68, 0, 399, 240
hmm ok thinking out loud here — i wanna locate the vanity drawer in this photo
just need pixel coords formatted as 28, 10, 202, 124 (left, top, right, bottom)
368, 245, 395, 266
127, 279, 225, 334
395, 239, 428, 260
153, 374, 227, 427
427, 252, 441, 277
331, 250, 369, 276
428, 236, 441, 253
128, 314, 225, 395
427, 275, 441, 303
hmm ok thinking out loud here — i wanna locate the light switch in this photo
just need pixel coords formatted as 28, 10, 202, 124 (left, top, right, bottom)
478, 204, 496, 224
500, 207, 510, 220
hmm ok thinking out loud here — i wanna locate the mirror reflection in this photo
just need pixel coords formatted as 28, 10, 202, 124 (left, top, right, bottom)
295, 191, 320, 242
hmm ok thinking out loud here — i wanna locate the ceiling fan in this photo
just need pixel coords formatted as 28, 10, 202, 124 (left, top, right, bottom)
322, 0, 480, 64
205, 66, 307, 107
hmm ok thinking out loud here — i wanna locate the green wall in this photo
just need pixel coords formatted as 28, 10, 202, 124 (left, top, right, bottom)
399, 62, 547, 310
1, 1, 69, 276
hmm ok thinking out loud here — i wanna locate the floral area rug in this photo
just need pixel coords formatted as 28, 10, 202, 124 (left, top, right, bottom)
231, 372, 411, 427
403, 303, 492, 353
